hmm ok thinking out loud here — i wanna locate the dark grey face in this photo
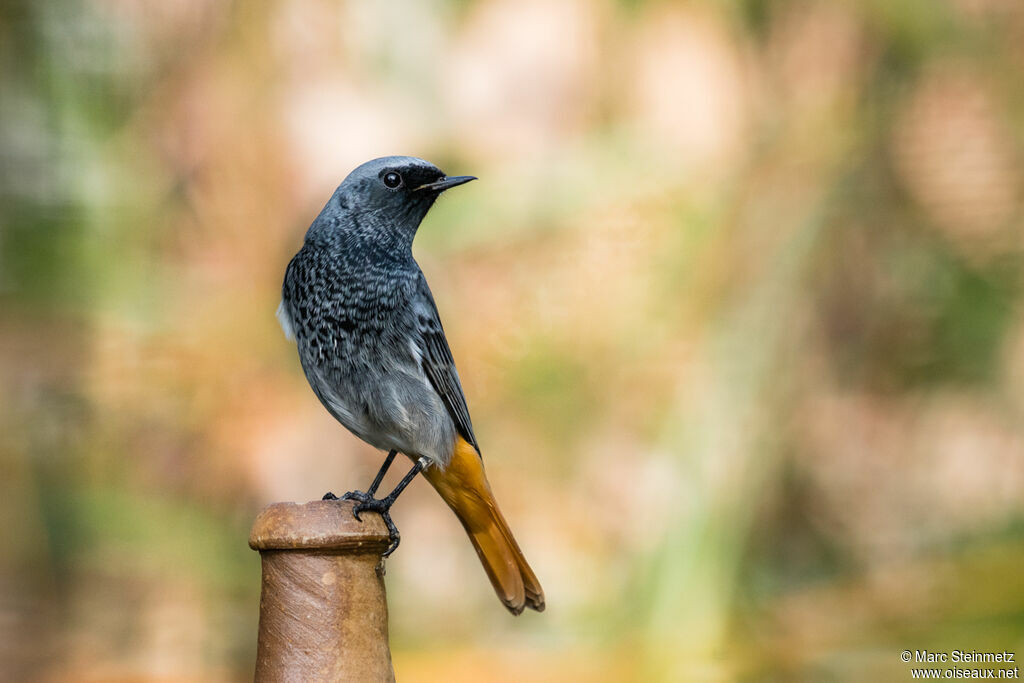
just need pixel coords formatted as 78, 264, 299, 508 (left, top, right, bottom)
360, 161, 445, 218
334, 156, 476, 235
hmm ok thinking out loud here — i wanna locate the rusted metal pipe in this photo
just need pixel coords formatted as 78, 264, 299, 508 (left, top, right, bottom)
249, 499, 395, 682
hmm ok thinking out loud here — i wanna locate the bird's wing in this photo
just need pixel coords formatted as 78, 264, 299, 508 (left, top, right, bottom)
413, 272, 479, 453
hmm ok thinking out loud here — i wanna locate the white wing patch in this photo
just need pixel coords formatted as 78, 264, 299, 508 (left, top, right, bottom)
276, 300, 295, 341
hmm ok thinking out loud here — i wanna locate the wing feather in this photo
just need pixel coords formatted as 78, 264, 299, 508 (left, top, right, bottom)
414, 273, 479, 453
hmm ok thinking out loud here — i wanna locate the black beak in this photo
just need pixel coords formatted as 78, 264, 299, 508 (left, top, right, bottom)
414, 175, 477, 193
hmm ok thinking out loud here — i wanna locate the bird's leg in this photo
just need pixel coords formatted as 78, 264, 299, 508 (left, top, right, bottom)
365, 449, 398, 497
374, 456, 428, 508
322, 450, 397, 501
341, 456, 429, 557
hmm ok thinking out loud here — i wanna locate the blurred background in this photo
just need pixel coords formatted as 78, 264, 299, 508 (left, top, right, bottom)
2, 0, 1023, 680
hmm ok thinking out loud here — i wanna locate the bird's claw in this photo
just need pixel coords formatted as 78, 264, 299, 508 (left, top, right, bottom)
339, 489, 371, 519
338, 489, 401, 557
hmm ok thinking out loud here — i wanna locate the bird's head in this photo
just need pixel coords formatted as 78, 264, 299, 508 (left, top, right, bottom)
322, 156, 475, 249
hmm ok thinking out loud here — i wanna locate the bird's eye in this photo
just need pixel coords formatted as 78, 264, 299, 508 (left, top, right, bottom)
383, 172, 402, 189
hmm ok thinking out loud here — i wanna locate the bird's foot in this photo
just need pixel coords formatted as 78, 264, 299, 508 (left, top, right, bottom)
322, 491, 339, 500
339, 490, 401, 557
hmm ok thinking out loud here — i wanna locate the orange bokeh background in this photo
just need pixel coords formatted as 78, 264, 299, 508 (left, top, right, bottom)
2, 1, 1023, 680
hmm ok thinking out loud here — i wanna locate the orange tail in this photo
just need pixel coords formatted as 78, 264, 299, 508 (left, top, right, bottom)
421, 436, 545, 615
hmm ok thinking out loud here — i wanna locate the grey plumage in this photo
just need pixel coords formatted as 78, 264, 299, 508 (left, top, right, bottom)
279, 157, 546, 614
278, 156, 478, 467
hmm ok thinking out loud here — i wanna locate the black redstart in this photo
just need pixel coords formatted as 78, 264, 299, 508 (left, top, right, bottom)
278, 156, 544, 614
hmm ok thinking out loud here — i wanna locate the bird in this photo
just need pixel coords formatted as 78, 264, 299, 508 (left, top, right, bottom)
277, 156, 545, 615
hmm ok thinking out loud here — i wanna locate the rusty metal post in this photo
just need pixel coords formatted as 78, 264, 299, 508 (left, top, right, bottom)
249, 499, 395, 682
